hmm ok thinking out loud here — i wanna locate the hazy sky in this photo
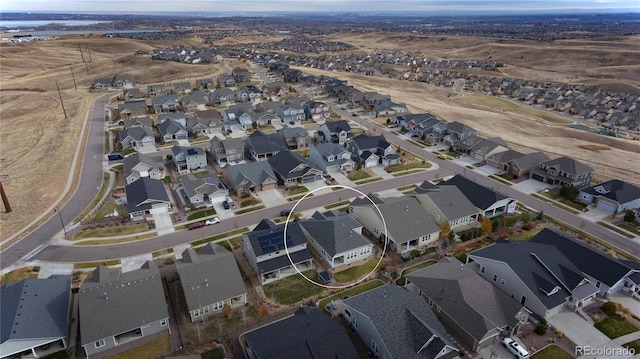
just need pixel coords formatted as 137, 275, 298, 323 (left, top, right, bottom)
2, 0, 639, 13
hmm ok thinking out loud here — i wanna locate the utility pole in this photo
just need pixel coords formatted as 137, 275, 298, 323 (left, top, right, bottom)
87, 48, 92, 62
0, 180, 11, 213
55, 81, 68, 119
69, 65, 77, 90
78, 44, 85, 63
54, 206, 67, 239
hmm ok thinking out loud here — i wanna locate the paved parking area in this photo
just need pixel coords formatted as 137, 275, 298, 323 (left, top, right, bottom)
152, 207, 175, 236
511, 179, 550, 194
473, 164, 503, 176
120, 254, 153, 272
578, 207, 612, 223
548, 309, 615, 349
36, 262, 74, 278
255, 188, 287, 206
477, 342, 516, 359
610, 292, 640, 317
368, 165, 394, 180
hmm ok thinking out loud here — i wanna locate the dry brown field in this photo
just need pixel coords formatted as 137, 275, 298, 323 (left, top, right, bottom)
1, 31, 639, 242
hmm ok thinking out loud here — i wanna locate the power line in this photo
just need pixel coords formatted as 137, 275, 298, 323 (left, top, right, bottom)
56, 81, 68, 119
69, 65, 77, 90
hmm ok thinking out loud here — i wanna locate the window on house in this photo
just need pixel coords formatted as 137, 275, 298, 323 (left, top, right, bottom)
501, 279, 507, 286
213, 301, 224, 311
493, 274, 498, 282
94, 339, 106, 348
595, 281, 601, 288
481, 266, 485, 274
160, 319, 168, 326
372, 341, 379, 354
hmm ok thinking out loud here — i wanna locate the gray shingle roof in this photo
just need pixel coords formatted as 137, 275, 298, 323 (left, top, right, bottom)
79, 261, 168, 345
244, 221, 307, 257
487, 149, 525, 163
267, 151, 321, 181
300, 211, 371, 257
125, 177, 170, 213
343, 284, 457, 359
123, 152, 163, 180
243, 307, 359, 359
158, 118, 186, 136
510, 151, 550, 169
119, 126, 154, 142
439, 175, 510, 211
580, 179, 640, 205
415, 186, 479, 220
246, 130, 288, 155
176, 244, 246, 312
1, 275, 71, 346
180, 174, 227, 199
540, 156, 594, 176
225, 161, 276, 188
406, 257, 523, 343
323, 120, 351, 133
349, 134, 392, 154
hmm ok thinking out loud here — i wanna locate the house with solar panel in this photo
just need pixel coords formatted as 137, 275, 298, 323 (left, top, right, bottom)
242, 219, 314, 285
1, 275, 72, 359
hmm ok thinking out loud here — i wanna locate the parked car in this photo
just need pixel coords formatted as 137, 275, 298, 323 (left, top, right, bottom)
501, 337, 530, 359
437, 153, 447, 160
280, 209, 292, 217
205, 217, 220, 225
107, 153, 124, 161
188, 222, 206, 230
222, 200, 230, 210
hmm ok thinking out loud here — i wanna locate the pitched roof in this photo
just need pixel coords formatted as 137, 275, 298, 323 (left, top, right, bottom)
350, 134, 392, 152
540, 156, 594, 175
246, 130, 288, 155
343, 285, 457, 359
158, 119, 186, 136
243, 221, 307, 257
580, 179, 640, 205
119, 126, 154, 142
446, 121, 476, 134
414, 186, 479, 220
510, 151, 550, 169
439, 175, 510, 211
244, 307, 359, 359
487, 149, 525, 163
268, 151, 320, 180
125, 177, 170, 213
176, 244, 246, 312
323, 120, 351, 133
406, 257, 523, 342
1, 275, 71, 347
123, 152, 163, 180
530, 228, 634, 287
300, 211, 371, 257
225, 161, 276, 188
79, 261, 168, 345
278, 126, 309, 139
180, 174, 227, 199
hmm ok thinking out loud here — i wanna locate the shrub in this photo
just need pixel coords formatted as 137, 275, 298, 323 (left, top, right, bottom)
522, 222, 535, 230
535, 319, 549, 335
602, 301, 618, 317
536, 211, 545, 220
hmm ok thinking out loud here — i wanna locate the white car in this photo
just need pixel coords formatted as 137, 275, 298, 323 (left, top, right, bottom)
205, 217, 220, 225
501, 337, 530, 359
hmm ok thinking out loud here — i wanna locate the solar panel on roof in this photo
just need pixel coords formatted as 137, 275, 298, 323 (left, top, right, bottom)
257, 231, 293, 254
318, 270, 332, 284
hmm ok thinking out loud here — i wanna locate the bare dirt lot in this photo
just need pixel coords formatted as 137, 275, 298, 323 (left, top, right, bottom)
1, 32, 639, 242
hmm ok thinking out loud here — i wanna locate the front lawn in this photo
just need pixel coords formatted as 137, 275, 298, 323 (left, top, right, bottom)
72, 223, 149, 240
187, 208, 217, 220
106, 335, 170, 359
348, 170, 371, 181
289, 186, 309, 195
595, 315, 638, 339
201, 347, 226, 359
385, 161, 431, 173
508, 227, 544, 241
0, 267, 38, 285
319, 280, 384, 314
333, 259, 385, 283
624, 339, 640, 354
262, 270, 325, 305
531, 344, 573, 359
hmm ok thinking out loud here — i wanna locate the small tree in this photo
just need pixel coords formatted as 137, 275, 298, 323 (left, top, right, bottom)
624, 209, 636, 223
252, 121, 258, 129
535, 319, 549, 335
223, 304, 232, 318
439, 220, 451, 240
492, 218, 501, 231
386, 118, 391, 125
481, 217, 493, 235
536, 211, 545, 221
559, 184, 578, 201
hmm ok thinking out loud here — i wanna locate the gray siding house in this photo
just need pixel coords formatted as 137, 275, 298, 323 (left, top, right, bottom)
530, 156, 594, 189
171, 146, 207, 174
578, 179, 640, 214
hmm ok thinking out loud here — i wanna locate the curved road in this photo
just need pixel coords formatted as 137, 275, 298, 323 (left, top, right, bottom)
0, 94, 110, 270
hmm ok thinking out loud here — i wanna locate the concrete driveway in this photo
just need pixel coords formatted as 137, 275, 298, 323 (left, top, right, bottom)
152, 207, 175, 236
255, 188, 287, 206
548, 309, 621, 351
511, 179, 550, 194
578, 207, 613, 223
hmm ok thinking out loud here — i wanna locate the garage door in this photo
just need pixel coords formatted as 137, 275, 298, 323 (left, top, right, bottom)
262, 182, 277, 191
302, 176, 315, 184
597, 201, 616, 213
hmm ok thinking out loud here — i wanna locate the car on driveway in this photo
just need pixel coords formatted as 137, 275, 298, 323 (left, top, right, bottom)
188, 222, 206, 230
205, 217, 220, 225
223, 200, 230, 210
501, 337, 529, 359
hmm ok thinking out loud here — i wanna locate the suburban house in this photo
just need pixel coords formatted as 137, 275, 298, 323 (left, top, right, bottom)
243, 307, 359, 359
267, 150, 324, 187
347, 134, 399, 167
186, 116, 221, 138
125, 177, 171, 219
209, 88, 236, 106
237, 85, 262, 103
304, 100, 330, 121
171, 146, 207, 174
506, 152, 550, 179
413, 186, 481, 230
244, 130, 288, 161
466, 232, 606, 318
112, 75, 134, 88
319, 120, 352, 145
486, 149, 525, 171
308, 143, 356, 173
216, 76, 236, 89
222, 161, 278, 196
372, 99, 408, 117
122, 116, 152, 129
407, 116, 444, 141
405, 257, 528, 351
261, 83, 286, 101
1, 275, 72, 359
158, 119, 188, 143
117, 101, 148, 119
123, 152, 164, 185
578, 179, 640, 214
242, 219, 314, 284
195, 78, 214, 91
232, 67, 251, 83
341, 284, 458, 359
118, 126, 156, 152
123, 87, 145, 100
438, 175, 517, 218
93, 78, 113, 89
181, 91, 209, 112
349, 194, 440, 253
176, 244, 247, 322
255, 112, 279, 127
433, 121, 478, 146
277, 104, 306, 123
222, 108, 254, 132
210, 137, 245, 165
79, 262, 170, 358
179, 174, 228, 206
157, 112, 187, 127
147, 84, 168, 97
300, 211, 374, 269
277, 127, 309, 150
457, 136, 510, 162
530, 156, 594, 189
151, 94, 179, 113
172, 81, 191, 94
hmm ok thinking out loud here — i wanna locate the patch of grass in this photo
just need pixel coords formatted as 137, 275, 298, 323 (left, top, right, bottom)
559, 199, 587, 211
497, 173, 514, 182
624, 339, 640, 354
459, 94, 573, 124
619, 223, 640, 236
75, 232, 157, 245
288, 194, 313, 202
395, 260, 437, 286
162, 176, 172, 184
229, 236, 243, 249
334, 259, 386, 283
110, 164, 124, 171
74, 259, 121, 269
190, 227, 249, 247
0, 267, 38, 285
325, 200, 351, 209
103, 131, 110, 154
152, 248, 174, 257
234, 205, 265, 214
240, 197, 261, 207
508, 227, 544, 241
354, 177, 383, 185
187, 208, 217, 220
392, 169, 424, 177
92, 200, 123, 220
488, 174, 513, 186
106, 334, 170, 359
262, 270, 325, 305
319, 280, 384, 314
201, 347, 226, 359
595, 315, 638, 339
289, 186, 309, 195
396, 184, 417, 191
597, 221, 635, 238
42, 350, 71, 359
531, 193, 580, 215
531, 344, 573, 359
75, 173, 110, 223
385, 161, 431, 173
72, 223, 149, 240
348, 170, 371, 181
406, 139, 426, 148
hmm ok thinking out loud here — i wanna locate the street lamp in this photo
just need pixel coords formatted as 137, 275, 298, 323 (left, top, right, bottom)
54, 206, 68, 239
